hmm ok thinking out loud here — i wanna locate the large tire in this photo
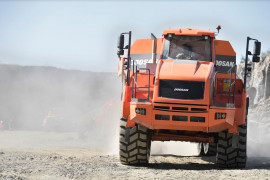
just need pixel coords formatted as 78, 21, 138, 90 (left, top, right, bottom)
199, 143, 217, 156
216, 123, 247, 168
119, 118, 152, 165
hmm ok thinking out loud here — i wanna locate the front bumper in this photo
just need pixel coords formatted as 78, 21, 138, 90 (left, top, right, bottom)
130, 102, 235, 133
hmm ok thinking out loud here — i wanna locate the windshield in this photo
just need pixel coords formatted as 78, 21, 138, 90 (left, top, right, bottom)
162, 35, 212, 61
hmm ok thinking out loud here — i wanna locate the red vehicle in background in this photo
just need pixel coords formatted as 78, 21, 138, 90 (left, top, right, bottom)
42, 108, 64, 131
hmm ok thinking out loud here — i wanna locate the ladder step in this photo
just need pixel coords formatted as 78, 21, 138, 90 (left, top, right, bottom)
135, 86, 148, 88
136, 90, 149, 92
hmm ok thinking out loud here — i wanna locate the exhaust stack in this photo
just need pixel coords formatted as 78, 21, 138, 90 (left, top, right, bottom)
151, 33, 157, 64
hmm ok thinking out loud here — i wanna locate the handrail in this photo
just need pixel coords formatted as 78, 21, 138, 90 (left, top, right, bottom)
227, 64, 235, 73
227, 64, 237, 104
131, 65, 151, 101
210, 71, 218, 105
211, 64, 237, 106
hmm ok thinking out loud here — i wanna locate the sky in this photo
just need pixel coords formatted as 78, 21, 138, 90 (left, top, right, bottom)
0, 0, 269, 72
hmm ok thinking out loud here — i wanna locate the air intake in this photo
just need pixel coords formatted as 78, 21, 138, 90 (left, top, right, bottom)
155, 114, 170, 120
172, 115, 188, 121
190, 116, 205, 122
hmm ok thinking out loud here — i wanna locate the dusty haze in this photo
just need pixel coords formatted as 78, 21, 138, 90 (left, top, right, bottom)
0, 64, 121, 151
0, 63, 269, 158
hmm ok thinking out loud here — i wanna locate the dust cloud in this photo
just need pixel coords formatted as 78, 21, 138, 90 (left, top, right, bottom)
0, 64, 199, 156
247, 111, 270, 158
0, 64, 270, 159
0, 64, 121, 153
151, 142, 199, 156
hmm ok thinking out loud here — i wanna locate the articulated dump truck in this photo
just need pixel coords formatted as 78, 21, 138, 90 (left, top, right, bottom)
117, 26, 261, 168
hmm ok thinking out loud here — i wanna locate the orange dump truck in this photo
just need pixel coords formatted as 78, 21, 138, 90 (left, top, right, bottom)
117, 27, 261, 168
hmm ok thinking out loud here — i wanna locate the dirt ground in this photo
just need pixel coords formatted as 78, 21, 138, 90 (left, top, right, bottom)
0, 131, 270, 180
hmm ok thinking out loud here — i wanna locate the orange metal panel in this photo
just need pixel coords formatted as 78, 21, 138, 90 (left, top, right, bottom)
130, 38, 163, 54
153, 60, 214, 106
162, 28, 215, 37
121, 85, 132, 119
130, 102, 209, 132
234, 92, 247, 126
129, 101, 241, 133
130, 102, 153, 129
158, 61, 214, 81
215, 40, 236, 56
208, 107, 235, 132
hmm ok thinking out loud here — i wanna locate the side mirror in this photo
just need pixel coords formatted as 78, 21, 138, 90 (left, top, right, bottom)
117, 49, 124, 56
118, 34, 124, 49
253, 40, 261, 56
252, 55, 260, 62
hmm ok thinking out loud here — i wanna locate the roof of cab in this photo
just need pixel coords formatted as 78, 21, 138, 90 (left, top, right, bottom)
162, 28, 215, 38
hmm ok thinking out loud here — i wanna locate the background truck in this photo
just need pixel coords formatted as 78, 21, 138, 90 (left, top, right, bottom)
117, 26, 261, 168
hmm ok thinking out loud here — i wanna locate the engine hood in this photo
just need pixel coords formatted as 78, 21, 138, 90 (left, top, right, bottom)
158, 60, 214, 82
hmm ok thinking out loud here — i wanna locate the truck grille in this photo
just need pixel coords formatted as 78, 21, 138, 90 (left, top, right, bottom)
159, 80, 205, 100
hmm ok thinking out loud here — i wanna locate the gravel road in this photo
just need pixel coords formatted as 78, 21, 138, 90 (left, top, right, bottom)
0, 131, 270, 180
